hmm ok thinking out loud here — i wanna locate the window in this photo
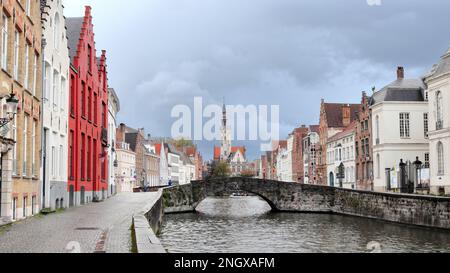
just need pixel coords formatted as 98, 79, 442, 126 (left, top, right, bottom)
23, 197, 27, 218
69, 131, 74, 179
87, 137, 91, 180
53, 14, 60, 49
399, 113, 410, 138
88, 88, 92, 121
70, 75, 75, 115
376, 154, 381, 178
93, 93, 98, 124
1, 15, 8, 71
93, 139, 97, 181
436, 91, 443, 130
32, 120, 36, 176
44, 63, 51, 100
376, 115, 380, 144
87, 44, 92, 72
12, 198, 17, 220
437, 142, 444, 176
53, 70, 59, 108
23, 115, 29, 176
25, 44, 30, 89
81, 134, 85, 180
81, 82, 86, 117
424, 153, 430, 169
365, 138, 370, 155
51, 146, 56, 178
102, 103, 106, 128
32, 54, 37, 95
424, 113, 429, 138
59, 145, 64, 178
14, 31, 19, 80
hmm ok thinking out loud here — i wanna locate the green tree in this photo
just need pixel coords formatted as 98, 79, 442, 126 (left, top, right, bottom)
174, 138, 194, 149
209, 161, 231, 179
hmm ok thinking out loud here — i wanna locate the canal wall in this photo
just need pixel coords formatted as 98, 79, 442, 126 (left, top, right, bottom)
162, 178, 450, 230
333, 188, 450, 229
132, 190, 166, 253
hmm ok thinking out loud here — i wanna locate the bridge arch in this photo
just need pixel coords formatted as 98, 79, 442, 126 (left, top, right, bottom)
163, 177, 334, 213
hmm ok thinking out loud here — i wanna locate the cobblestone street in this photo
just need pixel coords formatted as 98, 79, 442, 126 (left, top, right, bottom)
0, 193, 159, 253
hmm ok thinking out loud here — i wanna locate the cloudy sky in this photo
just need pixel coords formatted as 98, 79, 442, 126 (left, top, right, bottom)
63, 0, 450, 161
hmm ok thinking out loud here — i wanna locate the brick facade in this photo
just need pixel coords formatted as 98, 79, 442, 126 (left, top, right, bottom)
67, 6, 109, 205
1, 0, 42, 221
355, 92, 374, 191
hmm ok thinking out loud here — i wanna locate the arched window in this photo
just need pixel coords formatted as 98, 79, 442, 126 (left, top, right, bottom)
54, 13, 60, 49
436, 91, 443, 130
376, 154, 381, 178
437, 142, 445, 175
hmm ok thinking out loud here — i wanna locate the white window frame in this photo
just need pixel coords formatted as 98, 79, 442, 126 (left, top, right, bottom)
399, 113, 410, 139
2, 14, 9, 71
24, 44, 30, 90
32, 119, 36, 177
14, 31, 19, 80
437, 142, 445, 176
32, 54, 37, 95
23, 115, 28, 176
12, 115, 17, 175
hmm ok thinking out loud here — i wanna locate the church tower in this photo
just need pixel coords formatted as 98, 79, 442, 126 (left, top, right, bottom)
220, 103, 232, 161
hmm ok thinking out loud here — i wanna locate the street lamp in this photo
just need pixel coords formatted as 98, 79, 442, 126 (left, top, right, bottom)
413, 156, 423, 192
0, 88, 19, 129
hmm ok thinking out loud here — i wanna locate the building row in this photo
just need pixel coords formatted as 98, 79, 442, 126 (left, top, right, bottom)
0, 1, 123, 225
259, 48, 450, 196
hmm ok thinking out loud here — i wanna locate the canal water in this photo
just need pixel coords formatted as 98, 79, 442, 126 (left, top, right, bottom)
158, 196, 450, 253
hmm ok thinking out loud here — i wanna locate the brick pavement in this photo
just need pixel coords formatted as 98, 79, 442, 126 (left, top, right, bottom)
0, 192, 159, 253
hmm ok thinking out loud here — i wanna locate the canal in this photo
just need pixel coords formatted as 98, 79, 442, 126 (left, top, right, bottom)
158, 196, 450, 253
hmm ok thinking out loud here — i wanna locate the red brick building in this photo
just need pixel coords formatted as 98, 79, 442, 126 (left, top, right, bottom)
67, 7, 109, 206
290, 126, 310, 182
317, 101, 360, 185
355, 92, 374, 191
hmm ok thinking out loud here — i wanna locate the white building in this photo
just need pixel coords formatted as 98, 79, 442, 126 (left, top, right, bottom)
115, 142, 136, 193
276, 147, 291, 182
424, 48, 450, 195
179, 153, 195, 185
371, 67, 429, 193
108, 88, 120, 197
166, 144, 181, 185
41, 0, 70, 210
326, 122, 356, 189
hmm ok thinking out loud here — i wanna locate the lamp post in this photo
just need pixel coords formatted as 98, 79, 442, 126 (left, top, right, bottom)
399, 159, 407, 193
413, 156, 423, 193
0, 87, 19, 129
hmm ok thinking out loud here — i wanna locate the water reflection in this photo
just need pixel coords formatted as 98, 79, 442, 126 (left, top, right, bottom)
158, 197, 450, 253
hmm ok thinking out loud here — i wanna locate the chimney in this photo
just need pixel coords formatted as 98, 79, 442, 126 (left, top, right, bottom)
342, 104, 351, 127
397, 66, 405, 80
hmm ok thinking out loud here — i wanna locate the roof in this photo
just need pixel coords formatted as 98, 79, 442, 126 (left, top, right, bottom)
166, 143, 180, 155
65, 17, 84, 62
309, 125, 320, 133
328, 121, 357, 143
323, 103, 360, 128
425, 48, 450, 80
214, 146, 246, 160
371, 78, 425, 105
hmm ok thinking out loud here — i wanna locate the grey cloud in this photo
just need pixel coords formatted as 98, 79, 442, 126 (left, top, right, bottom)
63, 0, 450, 160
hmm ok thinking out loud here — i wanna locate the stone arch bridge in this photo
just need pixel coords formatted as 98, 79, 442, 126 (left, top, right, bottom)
161, 177, 450, 230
